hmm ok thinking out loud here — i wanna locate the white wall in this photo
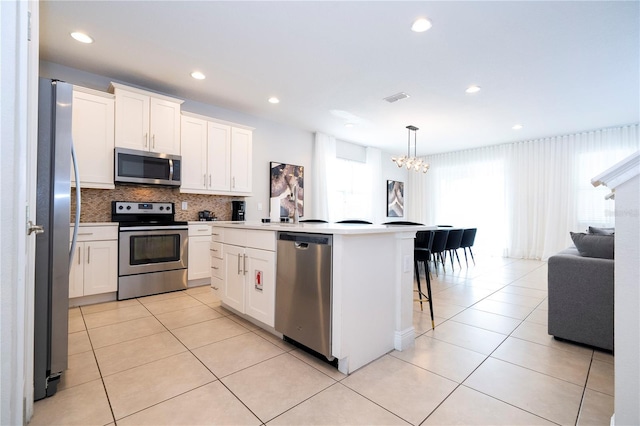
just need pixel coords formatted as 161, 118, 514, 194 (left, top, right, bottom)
614, 173, 640, 425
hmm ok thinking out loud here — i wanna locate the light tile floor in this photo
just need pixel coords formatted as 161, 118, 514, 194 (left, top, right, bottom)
31, 255, 614, 425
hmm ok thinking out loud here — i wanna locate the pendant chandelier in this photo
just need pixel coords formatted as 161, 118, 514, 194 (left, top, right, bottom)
391, 125, 430, 173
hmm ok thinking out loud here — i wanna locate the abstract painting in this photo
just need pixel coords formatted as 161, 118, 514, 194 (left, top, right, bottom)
387, 180, 404, 217
270, 162, 304, 218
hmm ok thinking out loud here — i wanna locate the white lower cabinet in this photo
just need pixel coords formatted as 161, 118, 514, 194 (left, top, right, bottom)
216, 228, 275, 327
69, 226, 118, 298
188, 224, 212, 281
210, 241, 223, 298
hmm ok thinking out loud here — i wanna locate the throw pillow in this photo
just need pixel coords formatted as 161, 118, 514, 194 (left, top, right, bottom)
570, 232, 615, 259
588, 226, 615, 235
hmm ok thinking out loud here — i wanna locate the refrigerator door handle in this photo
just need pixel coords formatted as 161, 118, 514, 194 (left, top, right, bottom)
69, 141, 81, 271
27, 220, 44, 235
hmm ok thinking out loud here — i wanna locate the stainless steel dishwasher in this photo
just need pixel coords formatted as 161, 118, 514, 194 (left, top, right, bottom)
275, 232, 333, 360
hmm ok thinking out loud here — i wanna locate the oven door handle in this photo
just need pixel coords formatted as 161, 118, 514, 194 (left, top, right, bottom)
119, 225, 188, 231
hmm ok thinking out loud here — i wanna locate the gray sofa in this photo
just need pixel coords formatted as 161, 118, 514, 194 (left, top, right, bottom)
547, 246, 614, 351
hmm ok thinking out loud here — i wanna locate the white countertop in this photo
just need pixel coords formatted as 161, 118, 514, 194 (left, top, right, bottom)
210, 221, 432, 235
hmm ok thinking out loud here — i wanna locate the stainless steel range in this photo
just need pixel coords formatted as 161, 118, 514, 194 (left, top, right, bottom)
112, 201, 188, 300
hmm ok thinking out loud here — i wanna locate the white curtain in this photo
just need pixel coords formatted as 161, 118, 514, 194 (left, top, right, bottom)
366, 147, 383, 224
311, 132, 336, 220
409, 124, 639, 259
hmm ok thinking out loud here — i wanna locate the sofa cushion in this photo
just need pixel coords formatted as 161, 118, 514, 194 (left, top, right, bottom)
588, 226, 615, 235
570, 232, 614, 259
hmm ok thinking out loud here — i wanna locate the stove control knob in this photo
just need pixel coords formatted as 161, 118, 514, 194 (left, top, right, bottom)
159, 206, 164, 211
126, 205, 131, 210
118, 205, 123, 210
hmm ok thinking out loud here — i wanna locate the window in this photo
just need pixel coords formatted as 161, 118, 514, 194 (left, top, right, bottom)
329, 158, 371, 222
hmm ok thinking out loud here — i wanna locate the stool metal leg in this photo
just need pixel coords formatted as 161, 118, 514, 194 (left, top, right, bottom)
423, 259, 435, 329
414, 260, 423, 311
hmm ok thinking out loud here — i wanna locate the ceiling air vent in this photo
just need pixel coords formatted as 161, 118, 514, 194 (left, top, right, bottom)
383, 92, 410, 103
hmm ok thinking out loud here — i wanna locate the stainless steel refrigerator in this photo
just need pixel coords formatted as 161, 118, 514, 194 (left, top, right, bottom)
34, 78, 81, 400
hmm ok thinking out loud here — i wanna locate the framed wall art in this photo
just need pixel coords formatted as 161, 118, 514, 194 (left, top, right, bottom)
270, 162, 304, 218
387, 180, 404, 217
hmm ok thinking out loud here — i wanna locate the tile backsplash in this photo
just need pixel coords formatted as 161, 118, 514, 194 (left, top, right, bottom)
71, 187, 242, 223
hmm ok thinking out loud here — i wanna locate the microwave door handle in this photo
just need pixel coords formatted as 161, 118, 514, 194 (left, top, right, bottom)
168, 158, 174, 181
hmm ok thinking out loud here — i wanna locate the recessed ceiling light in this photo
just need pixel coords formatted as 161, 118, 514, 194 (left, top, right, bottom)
268, 97, 280, 104
190, 71, 206, 80
411, 17, 432, 33
512, 124, 524, 130
465, 85, 481, 94
70, 32, 93, 44
344, 123, 355, 128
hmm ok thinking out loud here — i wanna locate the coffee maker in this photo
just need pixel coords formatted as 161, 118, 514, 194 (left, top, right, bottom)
231, 200, 245, 221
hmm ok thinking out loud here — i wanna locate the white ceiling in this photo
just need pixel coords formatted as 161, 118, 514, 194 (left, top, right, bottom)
39, 1, 639, 155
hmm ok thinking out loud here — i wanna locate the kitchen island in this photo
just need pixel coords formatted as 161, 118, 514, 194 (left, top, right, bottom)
211, 221, 427, 374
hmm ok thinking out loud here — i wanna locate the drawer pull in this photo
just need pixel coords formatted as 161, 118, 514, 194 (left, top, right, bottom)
78, 232, 93, 236
212, 286, 219, 290
213, 266, 219, 270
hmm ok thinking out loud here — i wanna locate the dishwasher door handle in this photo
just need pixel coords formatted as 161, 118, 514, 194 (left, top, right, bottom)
294, 242, 309, 249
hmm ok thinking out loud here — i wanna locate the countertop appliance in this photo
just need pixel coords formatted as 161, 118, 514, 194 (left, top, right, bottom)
275, 232, 333, 360
198, 210, 216, 221
112, 201, 188, 299
114, 147, 181, 187
232, 200, 245, 221
34, 78, 82, 400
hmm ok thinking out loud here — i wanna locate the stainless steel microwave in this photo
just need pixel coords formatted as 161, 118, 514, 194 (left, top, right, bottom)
114, 148, 181, 187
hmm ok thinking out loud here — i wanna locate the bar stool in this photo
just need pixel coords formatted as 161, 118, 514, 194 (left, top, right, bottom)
299, 219, 328, 223
430, 229, 450, 274
460, 228, 477, 266
444, 229, 464, 269
414, 230, 435, 329
336, 219, 372, 224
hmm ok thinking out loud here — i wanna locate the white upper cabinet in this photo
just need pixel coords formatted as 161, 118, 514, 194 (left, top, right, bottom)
180, 115, 209, 191
230, 127, 252, 193
71, 86, 115, 189
208, 121, 232, 191
110, 82, 183, 155
180, 112, 253, 195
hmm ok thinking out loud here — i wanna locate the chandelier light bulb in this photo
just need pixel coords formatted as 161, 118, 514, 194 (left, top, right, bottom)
391, 125, 429, 174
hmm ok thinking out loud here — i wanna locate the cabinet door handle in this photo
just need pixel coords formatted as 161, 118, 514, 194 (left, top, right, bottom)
232, 177, 235, 189
77, 248, 81, 265
144, 133, 148, 148
87, 246, 91, 264
212, 266, 219, 270
243, 254, 248, 275
152, 134, 155, 149
209, 174, 212, 186
204, 174, 207, 187
212, 286, 219, 290
237, 253, 242, 275
211, 249, 218, 252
